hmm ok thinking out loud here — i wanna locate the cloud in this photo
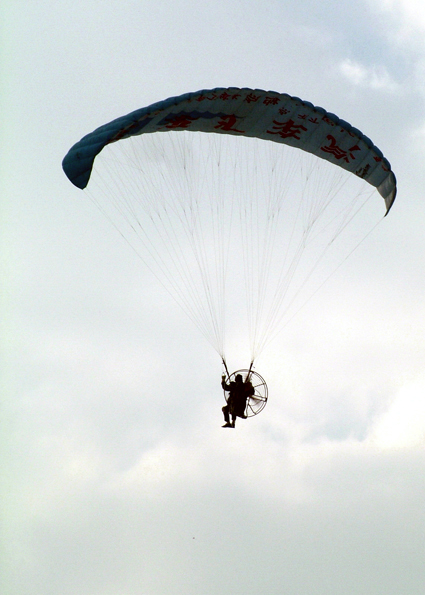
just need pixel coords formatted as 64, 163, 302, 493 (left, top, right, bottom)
368, 371, 425, 447
368, 0, 425, 71
339, 58, 400, 92
376, 0, 425, 34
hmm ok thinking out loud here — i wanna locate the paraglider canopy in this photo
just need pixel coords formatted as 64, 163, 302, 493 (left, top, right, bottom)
62, 87, 396, 212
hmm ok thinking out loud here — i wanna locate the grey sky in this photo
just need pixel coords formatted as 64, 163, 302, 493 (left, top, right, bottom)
2, 1, 425, 594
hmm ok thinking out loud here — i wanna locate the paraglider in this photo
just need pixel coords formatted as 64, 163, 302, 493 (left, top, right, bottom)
221, 369, 267, 427
62, 87, 397, 425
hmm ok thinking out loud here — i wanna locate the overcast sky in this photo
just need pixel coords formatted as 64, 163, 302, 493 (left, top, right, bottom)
2, 1, 425, 594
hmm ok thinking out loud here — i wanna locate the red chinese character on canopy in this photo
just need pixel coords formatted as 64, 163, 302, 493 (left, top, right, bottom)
278, 107, 290, 115
196, 93, 218, 102
219, 92, 231, 101
245, 93, 260, 103
321, 135, 360, 162
263, 97, 279, 106
214, 114, 245, 133
373, 156, 390, 171
266, 119, 307, 140
163, 114, 199, 129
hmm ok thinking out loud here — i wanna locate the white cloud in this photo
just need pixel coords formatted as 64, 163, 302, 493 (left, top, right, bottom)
376, 0, 425, 33
368, 371, 425, 447
339, 58, 400, 92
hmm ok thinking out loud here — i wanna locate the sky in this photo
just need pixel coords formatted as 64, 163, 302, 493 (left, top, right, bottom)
2, 1, 425, 594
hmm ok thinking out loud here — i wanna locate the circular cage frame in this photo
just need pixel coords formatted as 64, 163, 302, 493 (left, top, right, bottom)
223, 369, 268, 418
